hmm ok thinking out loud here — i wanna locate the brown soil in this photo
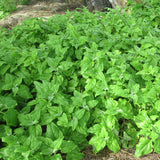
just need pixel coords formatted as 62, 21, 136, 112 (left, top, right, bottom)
0, 1, 160, 159
0, 0, 82, 29
82, 146, 160, 160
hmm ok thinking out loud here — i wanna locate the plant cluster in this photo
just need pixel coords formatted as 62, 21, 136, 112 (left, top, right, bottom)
0, 0, 17, 19
0, 1, 160, 159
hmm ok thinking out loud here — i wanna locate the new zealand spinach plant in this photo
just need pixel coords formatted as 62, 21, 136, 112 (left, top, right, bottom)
0, 1, 160, 159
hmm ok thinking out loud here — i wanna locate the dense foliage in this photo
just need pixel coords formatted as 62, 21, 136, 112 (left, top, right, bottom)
0, 1, 160, 159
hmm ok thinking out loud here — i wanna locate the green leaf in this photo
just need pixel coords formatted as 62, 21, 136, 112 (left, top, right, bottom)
80, 56, 92, 77
129, 81, 139, 93
41, 146, 54, 156
0, 64, 10, 75
46, 123, 63, 140
29, 153, 44, 160
105, 98, 118, 115
85, 79, 96, 91
135, 137, 152, 157
40, 137, 54, 155
14, 127, 25, 136
153, 138, 160, 154
13, 77, 22, 87
15, 145, 31, 159
94, 81, 106, 97
100, 126, 109, 139
134, 110, 152, 129
130, 61, 142, 71
110, 85, 129, 98
89, 125, 109, 153
66, 149, 84, 160
142, 43, 153, 49
2, 135, 18, 145
103, 115, 118, 130
154, 100, 160, 112
57, 113, 68, 127
68, 131, 88, 148
88, 124, 101, 134
2, 73, 14, 90
29, 125, 42, 137
71, 117, 78, 131
46, 57, 61, 71
118, 99, 134, 119
41, 137, 63, 155
74, 108, 85, 120
88, 100, 98, 109
40, 113, 55, 125
54, 94, 69, 106
106, 134, 120, 153
76, 111, 90, 135
34, 80, 59, 100
0, 125, 12, 138
17, 84, 33, 99
51, 154, 62, 160
89, 136, 106, 153
52, 137, 64, 154
3, 108, 18, 127
60, 61, 74, 71
121, 123, 138, 149
0, 125, 6, 138
61, 140, 77, 153
96, 70, 106, 82
18, 109, 41, 126
121, 131, 133, 148
0, 96, 17, 111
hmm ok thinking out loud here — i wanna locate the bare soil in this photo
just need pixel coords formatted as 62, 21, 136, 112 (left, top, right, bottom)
82, 146, 160, 160
0, 1, 160, 159
0, 0, 81, 29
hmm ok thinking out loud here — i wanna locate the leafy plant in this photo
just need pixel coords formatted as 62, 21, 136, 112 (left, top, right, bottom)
0, 1, 160, 159
0, 0, 17, 13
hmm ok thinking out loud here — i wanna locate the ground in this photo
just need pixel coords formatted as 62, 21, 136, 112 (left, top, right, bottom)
0, 1, 160, 159
0, 0, 81, 29
82, 146, 160, 160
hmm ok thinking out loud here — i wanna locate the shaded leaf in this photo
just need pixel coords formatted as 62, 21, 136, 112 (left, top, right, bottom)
3, 108, 18, 127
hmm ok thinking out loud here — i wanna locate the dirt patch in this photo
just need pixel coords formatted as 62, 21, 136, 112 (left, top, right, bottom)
82, 146, 160, 160
0, 0, 82, 29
